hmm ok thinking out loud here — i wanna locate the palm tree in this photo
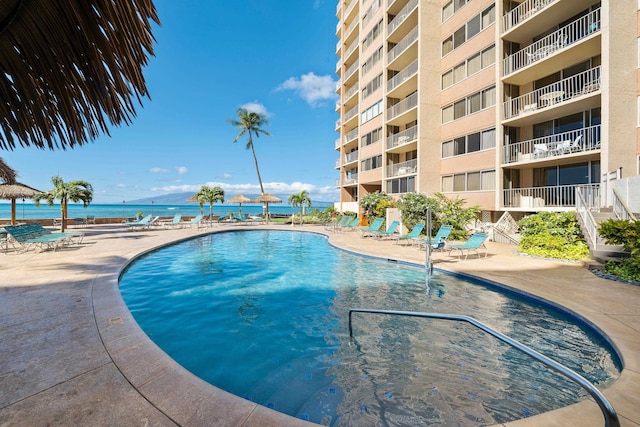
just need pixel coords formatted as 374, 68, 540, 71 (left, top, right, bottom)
229, 108, 271, 195
34, 176, 93, 232
288, 190, 312, 225
194, 185, 225, 222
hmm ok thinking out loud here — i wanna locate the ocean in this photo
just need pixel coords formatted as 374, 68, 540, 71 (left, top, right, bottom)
0, 203, 307, 221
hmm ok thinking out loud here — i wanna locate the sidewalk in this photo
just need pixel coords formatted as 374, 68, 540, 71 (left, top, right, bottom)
1, 224, 638, 426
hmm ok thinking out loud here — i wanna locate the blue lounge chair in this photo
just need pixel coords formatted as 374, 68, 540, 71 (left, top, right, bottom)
4, 224, 81, 252
189, 214, 204, 228
359, 218, 384, 237
448, 233, 489, 260
165, 214, 183, 229
341, 216, 361, 231
369, 220, 400, 239
417, 225, 452, 251
394, 223, 425, 245
124, 214, 153, 230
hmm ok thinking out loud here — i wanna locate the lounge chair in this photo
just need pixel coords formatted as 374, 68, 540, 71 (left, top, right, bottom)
394, 223, 425, 245
341, 216, 361, 231
124, 214, 153, 230
189, 214, 204, 228
359, 218, 384, 237
448, 233, 489, 260
164, 214, 183, 229
417, 225, 452, 251
4, 224, 82, 252
369, 220, 400, 239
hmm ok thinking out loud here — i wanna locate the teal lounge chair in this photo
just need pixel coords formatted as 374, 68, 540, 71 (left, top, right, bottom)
369, 220, 400, 239
125, 214, 153, 230
189, 214, 204, 228
165, 214, 183, 229
448, 233, 488, 260
359, 218, 384, 237
394, 223, 425, 245
418, 225, 452, 251
341, 216, 360, 231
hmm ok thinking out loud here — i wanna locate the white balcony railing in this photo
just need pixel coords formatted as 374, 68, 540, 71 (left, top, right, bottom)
503, 66, 601, 120
334, 138, 341, 149
387, 91, 418, 121
387, 0, 418, 36
503, 125, 601, 164
503, 8, 601, 76
387, 26, 418, 64
345, 82, 359, 100
386, 125, 417, 149
345, 16, 358, 38
345, 59, 359, 80
335, 158, 340, 168
386, 158, 417, 178
344, 39, 359, 59
503, 184, 599, 208
344, 105, 359, 122
345, 128, 358, 143
344, 150, 359, 164
387, 59, 418, 92
502, 0, 557, 33
344, 174, 358, 185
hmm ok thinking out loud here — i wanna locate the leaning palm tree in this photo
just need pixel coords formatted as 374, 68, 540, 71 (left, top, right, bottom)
194, 185, 225, 222
34, 176, 93, 232
288, 190, 312, 225
0, 157, 17, 184
229, 108, 271, 195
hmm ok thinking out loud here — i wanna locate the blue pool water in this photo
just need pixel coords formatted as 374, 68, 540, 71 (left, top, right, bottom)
119, 230, 620, 426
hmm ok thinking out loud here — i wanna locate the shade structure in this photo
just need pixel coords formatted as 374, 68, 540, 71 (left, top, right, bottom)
0, 182, 42, 225
227, 194, 252, 216
0, 0, 160, 151
251, 193, 282, 224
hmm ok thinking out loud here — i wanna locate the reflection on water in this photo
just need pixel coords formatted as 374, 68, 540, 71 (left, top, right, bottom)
119, 230, 620, 426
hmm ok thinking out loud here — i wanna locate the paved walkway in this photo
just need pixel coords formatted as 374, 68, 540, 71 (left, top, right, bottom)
0, 223, 638, 426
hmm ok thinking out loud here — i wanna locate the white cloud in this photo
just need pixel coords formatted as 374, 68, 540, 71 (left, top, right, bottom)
240, 102, 270, 117
222, 173, 232, 179
276, 72, 338, 107
149, 167, 170, 174
176, 166, 188, 175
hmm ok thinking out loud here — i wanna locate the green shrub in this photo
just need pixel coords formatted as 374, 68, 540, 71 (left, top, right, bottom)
603, 258, 640, 282
517, 212, 590, 261
598, 219, 640, 282
396, 192, 436, 233
359, 191, 392, 219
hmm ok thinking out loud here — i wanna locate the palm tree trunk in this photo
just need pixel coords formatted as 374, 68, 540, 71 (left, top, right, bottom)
249, 136, 264, 194
61, 199, 67, 232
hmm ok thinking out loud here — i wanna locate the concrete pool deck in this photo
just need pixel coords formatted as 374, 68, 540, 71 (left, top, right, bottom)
0, 223, 638, 427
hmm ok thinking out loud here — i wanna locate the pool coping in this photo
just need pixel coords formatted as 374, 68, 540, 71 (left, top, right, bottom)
1, 224, 638, 426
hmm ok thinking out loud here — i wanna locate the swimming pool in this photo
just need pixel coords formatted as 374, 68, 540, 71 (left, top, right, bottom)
119, 230, 620, 426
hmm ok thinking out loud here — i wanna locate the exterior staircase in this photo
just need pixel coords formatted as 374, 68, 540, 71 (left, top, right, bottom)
575, 207, 627, 263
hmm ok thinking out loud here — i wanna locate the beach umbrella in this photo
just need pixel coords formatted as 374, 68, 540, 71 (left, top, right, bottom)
252, 193, 282, 224
0, 182, 42, 225
227, 194, 252, 216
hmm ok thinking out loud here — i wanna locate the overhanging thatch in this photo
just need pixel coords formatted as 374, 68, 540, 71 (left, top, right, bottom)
0, 157, 16, 183
0, 0, 160, 151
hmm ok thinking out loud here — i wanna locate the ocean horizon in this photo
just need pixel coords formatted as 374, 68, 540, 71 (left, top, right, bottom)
0, 202, 324, 221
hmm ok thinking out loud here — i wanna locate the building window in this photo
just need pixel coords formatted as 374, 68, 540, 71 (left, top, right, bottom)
442, 87, 495, 124
441, 5, 495, 56
361, 127, 382, 146
442, 128, 495, 158
361, 99, 383, 124
386, 176, 415, 194
441, 169, 496, 192
361, 155, 382, 171
441, 45, 495, 90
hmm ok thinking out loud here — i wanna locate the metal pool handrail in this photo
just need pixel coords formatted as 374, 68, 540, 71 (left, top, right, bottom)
348, 309, 620, 427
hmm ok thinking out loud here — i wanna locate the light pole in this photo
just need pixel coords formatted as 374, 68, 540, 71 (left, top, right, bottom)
151, 200, 154, 216
122, 200, 125, 219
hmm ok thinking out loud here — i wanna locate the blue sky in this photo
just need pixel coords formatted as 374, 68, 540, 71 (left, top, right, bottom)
4, 0, 340, 204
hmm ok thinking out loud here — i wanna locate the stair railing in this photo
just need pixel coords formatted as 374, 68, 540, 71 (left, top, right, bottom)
492, 211, 520, 245
349, 308, 620, 427
612, 188, 637, 221
576, 184, 599, 248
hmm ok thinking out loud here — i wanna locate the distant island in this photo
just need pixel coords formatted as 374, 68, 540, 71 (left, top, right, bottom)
127, 192, 333, 207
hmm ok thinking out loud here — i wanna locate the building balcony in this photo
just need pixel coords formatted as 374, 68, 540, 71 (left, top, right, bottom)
503, 8, 600, 85
344, 150, 359, 166
344, 39, 359, 64
343, 105, 359, 129
344, 174, 358, 186
503, 66, 600, 122
335, 158, 340, 169
344, 59, 359, 86
387, 26, 418, 70
387, 0, 417, 38
386, 159, 417, 178
503, 125, 601, 164
334, 138, 341, 150
387, 91, 418, 125
387, 58, 418, 97
502, 0, 556, 34
344, 128, 358, 145
503, 184, 598, 209
386, 125, 417, 150
344, 82, 359, 109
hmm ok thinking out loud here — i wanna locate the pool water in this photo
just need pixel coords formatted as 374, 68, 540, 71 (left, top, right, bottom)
119, 230, 620, 426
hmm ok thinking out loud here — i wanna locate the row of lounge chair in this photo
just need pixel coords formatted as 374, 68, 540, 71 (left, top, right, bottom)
356, 219, 488, 259
3, 224, 84, 253
125, 214, 207, 231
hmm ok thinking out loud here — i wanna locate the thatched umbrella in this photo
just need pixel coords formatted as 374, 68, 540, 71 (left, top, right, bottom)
227, 194, 252, 216
186, 195, 204, 215
0, 158, 17, 184
0, 0, 160, 151
252, 193, 282, 224
0, 182, 42, 225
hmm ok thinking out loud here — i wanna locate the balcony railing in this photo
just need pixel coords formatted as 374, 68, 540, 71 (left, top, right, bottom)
335, 138, 341, 149
387, 26, 418, 64
344, 105, 359, 122
345, 59, 359, 80
386, 159, 417, 178
345, 16, 358, 38
344, 150, 359, 164
387, 0, 418, 36
344, 174, 358, 185
345, 128, 359, 143
386, 125, 417, 149
387, 91, 418, 120
503, 184, 599, 208
502, 0, 557, 33
345, 82, 359, 100
503, 8, 601, 76
387, 58, 418, 92
344, 0, 357, 18
335, 158, 340, 168
504, 66, 600, 120
345, 39, 359, 59
503, 125, 601, 164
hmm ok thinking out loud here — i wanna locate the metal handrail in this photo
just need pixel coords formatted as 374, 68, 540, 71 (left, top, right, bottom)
612, 188, 637, 221
348, 309, 619, 427
576, 184, 600, 248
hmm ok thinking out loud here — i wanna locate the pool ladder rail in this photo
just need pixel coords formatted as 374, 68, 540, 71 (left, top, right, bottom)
348, 309, 620, 427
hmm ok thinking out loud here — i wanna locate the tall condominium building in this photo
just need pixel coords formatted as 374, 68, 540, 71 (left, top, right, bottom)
334, 0, 639, 221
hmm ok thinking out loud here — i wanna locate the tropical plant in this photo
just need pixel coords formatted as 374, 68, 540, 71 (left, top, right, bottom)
359, 191, 393, 220
229, 108, 271, 195
517, 212, 590, 261
598, 219, 640, 281
34, 175, 93, 232
288, 190, 312, 225
396, 192, 436, 234
431, 193, 481, 240
194, 185, 225, 221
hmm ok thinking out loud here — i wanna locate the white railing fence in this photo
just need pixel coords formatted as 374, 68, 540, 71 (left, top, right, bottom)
575, 184, 600, 248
